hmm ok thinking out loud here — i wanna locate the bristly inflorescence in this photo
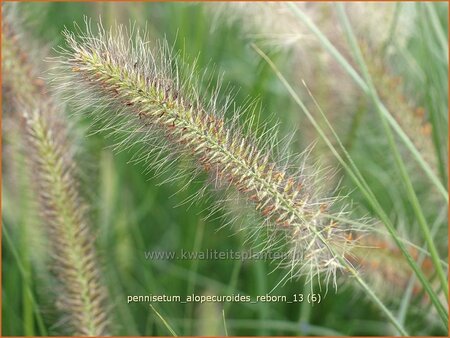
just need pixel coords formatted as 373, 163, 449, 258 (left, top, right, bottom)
23, 102, 109, 336
2, 7, 109, 335
56, 20, 365, 288
2, 8, 47, 110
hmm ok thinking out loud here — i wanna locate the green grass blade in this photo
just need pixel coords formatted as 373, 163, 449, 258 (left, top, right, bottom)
397, 206, 447, 325
150, 304, 178, 336
416, 2, 449, 184
424, 3, 448, 61
381, 2, 402, 55
222, 310, 229, 336
2, 224, 48, 336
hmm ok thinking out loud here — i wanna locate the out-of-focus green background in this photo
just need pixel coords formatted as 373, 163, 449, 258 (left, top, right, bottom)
2, 2, 448, 336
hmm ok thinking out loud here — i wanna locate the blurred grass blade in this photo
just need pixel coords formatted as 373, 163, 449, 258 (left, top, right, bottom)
416, 2, 449, 183
381, 2, 402, 54
397, 206, 447, 325
150, 304, 178, 336
222, 309, 228, 336
3, 225, 48, 336
424, 3, 448, 61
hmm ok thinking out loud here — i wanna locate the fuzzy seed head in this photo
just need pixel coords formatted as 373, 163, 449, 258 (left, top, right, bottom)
2, 6, 110, 335
55, 20, 366, 288
22, 101, 110, 336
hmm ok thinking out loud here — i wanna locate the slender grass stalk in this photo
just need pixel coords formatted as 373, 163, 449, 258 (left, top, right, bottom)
222, 310, 229, 336
381, 2, 402, 55
423, 3, 448, 61
150, 304, 178, 336
416, 2, 449, 185
397, 206, 447, 325
2, 9, 110, 336
55, 21, 366, 289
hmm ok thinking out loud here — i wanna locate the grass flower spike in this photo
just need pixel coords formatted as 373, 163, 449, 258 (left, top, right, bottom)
2, 7, 109, 335
22, 102, 109, 336
56, 21, 364, 287
2, 8, 46, 111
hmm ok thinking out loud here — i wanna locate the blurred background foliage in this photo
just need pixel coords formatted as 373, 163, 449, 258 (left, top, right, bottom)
2, 1, 448, 336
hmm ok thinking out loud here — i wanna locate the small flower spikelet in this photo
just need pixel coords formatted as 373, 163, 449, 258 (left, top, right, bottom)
57, 21, 361, 286
2, 8, 109, 335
